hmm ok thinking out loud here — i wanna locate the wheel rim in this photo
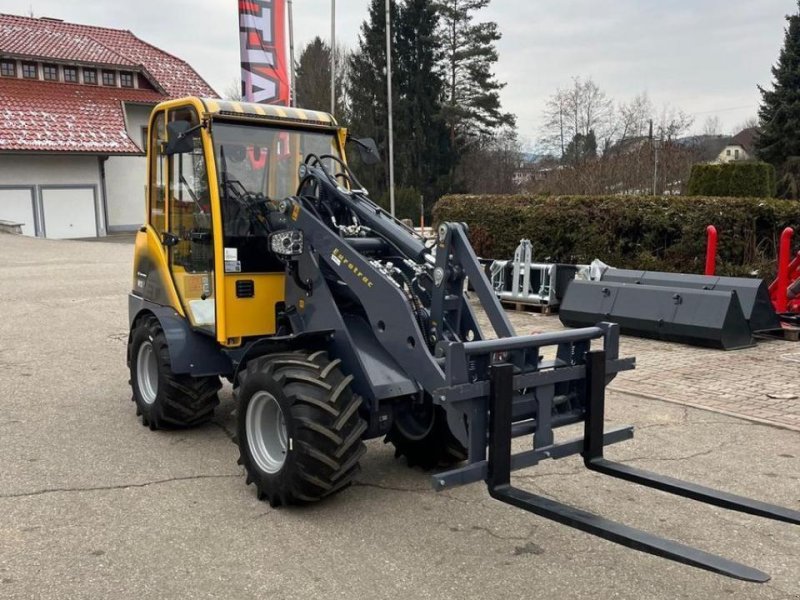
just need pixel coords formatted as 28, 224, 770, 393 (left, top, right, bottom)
246, 391, 288, 474
136, 341, 159, 405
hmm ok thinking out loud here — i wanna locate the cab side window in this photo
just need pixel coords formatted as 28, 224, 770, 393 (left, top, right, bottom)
167, 107, 215, 334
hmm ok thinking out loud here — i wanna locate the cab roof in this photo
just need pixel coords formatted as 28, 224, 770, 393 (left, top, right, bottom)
198, 98, 337, 127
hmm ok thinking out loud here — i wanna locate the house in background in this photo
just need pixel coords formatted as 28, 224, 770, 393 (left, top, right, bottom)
0, 14, 215, 238
714, 127, 759, 164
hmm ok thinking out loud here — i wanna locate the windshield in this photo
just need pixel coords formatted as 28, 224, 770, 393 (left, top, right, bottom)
211, 122, 342, 274
212, 122, 341, 200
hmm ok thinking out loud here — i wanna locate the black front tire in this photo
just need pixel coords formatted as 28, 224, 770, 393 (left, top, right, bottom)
236, 351, 367, 507
386, 403, 467, 470
129, 314, 221, 429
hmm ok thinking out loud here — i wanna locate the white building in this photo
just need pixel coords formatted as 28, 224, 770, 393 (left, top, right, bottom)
0, 14, 216, 238
714, 127, 758, 164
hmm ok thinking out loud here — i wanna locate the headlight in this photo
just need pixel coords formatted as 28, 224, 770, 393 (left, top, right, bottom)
269, 230, 304, 256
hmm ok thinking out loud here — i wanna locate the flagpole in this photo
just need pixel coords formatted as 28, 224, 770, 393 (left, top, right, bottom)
330, 0, 336, 115
288, 0, 295, 107
385, 0, 395, 216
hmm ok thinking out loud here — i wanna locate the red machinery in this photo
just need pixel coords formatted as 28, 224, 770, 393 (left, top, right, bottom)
769, 227, 800, 315
705, 225, 718, 276
706, 224, 800, 319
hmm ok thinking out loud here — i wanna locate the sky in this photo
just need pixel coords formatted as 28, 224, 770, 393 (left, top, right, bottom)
5, 0, 797, 148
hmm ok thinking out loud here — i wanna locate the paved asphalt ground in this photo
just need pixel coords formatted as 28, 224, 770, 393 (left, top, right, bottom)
0, 234, 798, 600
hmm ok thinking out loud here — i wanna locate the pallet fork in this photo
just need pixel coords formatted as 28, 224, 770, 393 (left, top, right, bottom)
417, 225, 800, 582
483, 351, 798, 582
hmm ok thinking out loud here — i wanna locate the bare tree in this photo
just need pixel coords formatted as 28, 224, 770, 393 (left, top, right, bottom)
732, 116, 759, 134
617, 92, 653, 142
702, 115, 723, 136
223, 77, 243, 101
535, 79, 701, 196
540, 77, 614, 158
575, 78, 615, 151
540, 89, 569, 158
656, 104, 694, 140
457, 128, 522, 194
524, 141, 703, 197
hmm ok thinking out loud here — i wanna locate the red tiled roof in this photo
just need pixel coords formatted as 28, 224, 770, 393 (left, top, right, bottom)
0, 20, 134, 66
0, 78, 163, 153
0, 14, 216, 97
0, 14, 218, 154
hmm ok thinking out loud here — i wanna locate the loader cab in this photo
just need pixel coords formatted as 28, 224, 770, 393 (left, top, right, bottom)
135, 97, 345, 348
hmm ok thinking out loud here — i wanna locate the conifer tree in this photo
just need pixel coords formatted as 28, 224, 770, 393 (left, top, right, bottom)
347, 0, 400, 197
395, 0, 452, 207
756, 2, 800, 170
294, 37, 348, 117
437, 0, 515, 150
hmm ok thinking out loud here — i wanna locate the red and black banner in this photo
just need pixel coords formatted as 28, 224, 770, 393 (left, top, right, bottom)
239, 0, 289, 106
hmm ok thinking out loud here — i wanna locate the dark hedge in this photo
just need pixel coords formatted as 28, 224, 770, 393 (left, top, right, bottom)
687, 162, 776, 198
433, 194, 800, 278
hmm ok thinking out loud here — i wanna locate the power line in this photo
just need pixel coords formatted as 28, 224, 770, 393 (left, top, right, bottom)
691, 104, 755, 116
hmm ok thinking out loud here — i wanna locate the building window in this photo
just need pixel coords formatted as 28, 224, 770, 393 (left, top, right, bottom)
120, 72, 134, 88
83, 68, 97, 85
0, 60, 16, 77
63, 66, 78, 83
21, 62, 37, 79
726, 149, 731, 156
101, 70, 116, 86
735, 149, 740, 159
42, 64, 59, 81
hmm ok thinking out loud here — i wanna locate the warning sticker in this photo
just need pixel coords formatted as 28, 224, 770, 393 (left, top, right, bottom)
224, 247, 238, 261
224, 260, 242, 273
330, 252, 342, 267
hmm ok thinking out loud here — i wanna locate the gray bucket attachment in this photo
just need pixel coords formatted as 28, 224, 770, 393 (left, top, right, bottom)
559, 280, 755, 350
601, 270, 781, 333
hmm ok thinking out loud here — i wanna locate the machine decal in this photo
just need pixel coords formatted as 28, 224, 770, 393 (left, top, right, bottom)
331, 248, 374, 288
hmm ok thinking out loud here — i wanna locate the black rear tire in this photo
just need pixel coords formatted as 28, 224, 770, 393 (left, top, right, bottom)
386, 403, 467, 470
129, 314, 221, 429
236, 351, 367, 507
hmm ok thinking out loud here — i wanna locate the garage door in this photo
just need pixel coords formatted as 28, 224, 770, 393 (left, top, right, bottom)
41, 187, 97, 239
0, 187, 36, 236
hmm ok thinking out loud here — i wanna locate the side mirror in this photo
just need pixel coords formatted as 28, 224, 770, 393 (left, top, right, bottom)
165, 121, 196, 155
351, 137, 381, 166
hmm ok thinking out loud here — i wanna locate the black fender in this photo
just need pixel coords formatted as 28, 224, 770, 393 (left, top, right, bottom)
128, 294, 233, 377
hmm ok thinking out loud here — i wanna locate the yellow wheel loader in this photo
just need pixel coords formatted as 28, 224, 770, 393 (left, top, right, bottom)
127, 97, 799, 582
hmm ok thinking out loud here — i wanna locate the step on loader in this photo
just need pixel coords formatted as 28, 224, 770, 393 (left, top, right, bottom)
127, 97, 799, 583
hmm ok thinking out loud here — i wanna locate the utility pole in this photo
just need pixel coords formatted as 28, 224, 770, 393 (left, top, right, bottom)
330, 0, 336, 115
650, 120, 660, 196
385, 0, 396, 216
288, 0, 295, 107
